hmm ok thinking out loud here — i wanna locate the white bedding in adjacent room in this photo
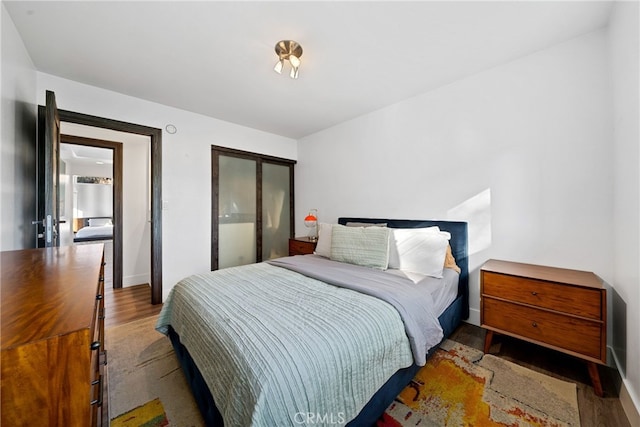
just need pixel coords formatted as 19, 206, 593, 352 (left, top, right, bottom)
75, 224, 113, 239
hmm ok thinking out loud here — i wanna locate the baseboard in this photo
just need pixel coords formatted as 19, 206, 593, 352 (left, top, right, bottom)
466, 307, 481, 326
123, 273, 151, 287
610, 345, 640, 425
620, 380, 640, 427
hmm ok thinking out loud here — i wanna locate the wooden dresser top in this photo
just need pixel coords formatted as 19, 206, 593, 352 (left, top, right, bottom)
481, 259, 603, 290
1, 244, 104, 350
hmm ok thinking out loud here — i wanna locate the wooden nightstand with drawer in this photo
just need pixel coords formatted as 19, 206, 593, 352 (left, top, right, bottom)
289, 237, 317, 256
480, 259, 607, 396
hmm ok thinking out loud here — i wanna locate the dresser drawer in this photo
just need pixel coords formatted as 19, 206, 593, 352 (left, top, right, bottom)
482, 271, 603, 320
483, 298, 603, 360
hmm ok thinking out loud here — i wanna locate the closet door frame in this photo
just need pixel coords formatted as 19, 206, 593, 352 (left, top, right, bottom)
211, 145, 296, 271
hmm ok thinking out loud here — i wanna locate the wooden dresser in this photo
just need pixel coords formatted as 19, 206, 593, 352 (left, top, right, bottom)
288, 237, 317, 256
481, 259, 607, 396
1, 244, 107, 426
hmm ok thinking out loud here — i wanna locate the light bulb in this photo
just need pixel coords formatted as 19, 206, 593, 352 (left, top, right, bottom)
273, 59, 284, 74
289, 55, 300, 68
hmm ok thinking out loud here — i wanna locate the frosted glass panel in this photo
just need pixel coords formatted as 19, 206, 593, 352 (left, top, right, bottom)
218, 155, 256, 268
262, 163, 290, 260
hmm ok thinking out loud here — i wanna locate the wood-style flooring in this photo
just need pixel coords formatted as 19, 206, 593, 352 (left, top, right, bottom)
104, 282, 162, 328
105, 285, 630, 427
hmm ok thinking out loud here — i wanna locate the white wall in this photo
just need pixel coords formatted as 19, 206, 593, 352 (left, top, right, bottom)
37, 73, 297, 299
0, 4, 37, 250
297, 29, 613, 327
609, 0, 640, 421
120, 134, 150, 287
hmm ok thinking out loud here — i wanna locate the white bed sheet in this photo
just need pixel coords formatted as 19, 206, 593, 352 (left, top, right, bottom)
75, 224, 113, 239
385, 267, 459, 315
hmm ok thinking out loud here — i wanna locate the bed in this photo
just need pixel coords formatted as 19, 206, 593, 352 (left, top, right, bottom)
73, 217, 113, 242
156, 217, 469, 426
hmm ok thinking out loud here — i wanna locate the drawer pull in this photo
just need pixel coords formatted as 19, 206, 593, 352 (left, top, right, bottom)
96, 294, 103, 300
90, 341, 101, 351
531, 321, 538, 328
531, 291, 538, 296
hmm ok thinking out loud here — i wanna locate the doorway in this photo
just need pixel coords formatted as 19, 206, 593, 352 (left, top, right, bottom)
60, 134, 124, 289
55, 109, 162, 304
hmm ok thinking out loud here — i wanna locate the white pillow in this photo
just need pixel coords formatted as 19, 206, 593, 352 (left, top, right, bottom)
388, 227, 439, 268
388, 227, 450, 278
314, 223, 333, 257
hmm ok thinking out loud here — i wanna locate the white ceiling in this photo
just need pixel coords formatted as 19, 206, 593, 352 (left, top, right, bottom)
5, 1, 613, 139
60, 143, 113, 165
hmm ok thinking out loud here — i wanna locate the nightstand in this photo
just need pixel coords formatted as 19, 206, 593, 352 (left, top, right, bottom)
480, 259, 607, 396
288, 237, 317, 256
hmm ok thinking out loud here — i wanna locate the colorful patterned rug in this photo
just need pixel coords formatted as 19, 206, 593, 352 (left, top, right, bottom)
378, 340, 580, 427
110, 398, 168, 427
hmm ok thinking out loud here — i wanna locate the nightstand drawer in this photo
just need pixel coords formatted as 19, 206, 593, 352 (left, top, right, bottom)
483, 298, 603, 360
482, 271, 603, 320
288, 238, 316, 256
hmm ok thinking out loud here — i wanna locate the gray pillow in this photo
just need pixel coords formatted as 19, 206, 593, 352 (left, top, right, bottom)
345, 222, 387, 228
330, 224, 390, 270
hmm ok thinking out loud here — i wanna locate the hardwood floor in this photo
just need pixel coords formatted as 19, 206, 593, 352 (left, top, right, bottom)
101, 240, 162, 328
102, 272, 630, 426
104, 283, 162, 328
451, 323, 631, 427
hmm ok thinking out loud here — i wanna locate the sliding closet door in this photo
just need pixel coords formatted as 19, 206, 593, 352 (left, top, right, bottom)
216, 154, 257, 269
212, 146, 295, 270
262, 162, 291, 260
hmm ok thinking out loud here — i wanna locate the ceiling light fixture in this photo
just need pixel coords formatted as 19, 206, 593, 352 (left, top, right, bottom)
273, 40, 303, 79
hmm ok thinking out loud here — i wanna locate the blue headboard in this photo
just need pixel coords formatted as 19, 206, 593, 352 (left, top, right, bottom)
338, 217, 469, 320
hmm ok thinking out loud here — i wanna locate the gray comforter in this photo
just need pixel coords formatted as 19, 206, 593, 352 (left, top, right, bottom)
268, 255, 444, 365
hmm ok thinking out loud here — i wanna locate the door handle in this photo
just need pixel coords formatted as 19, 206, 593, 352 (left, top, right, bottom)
46, 215, 52, 243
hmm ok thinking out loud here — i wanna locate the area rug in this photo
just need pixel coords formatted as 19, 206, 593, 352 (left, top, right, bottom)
110, 398, 168, 427
106, 316, 204, 426
378, 340, 580, 427
108, 318, 579, 427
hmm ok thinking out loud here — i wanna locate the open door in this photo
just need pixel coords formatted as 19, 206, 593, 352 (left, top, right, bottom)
36, 90, 61, 247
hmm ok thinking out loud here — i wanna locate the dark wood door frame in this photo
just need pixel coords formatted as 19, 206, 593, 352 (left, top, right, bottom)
43, 90, 61, 247
57, 109, 163, 305
61, 134, 124, 290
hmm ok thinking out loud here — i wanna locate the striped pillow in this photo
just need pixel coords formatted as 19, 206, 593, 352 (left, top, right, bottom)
330, 225, 391, 270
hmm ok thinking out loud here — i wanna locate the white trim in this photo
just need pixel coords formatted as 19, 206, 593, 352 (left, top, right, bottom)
611, 346, 640, 425
620, 380, 640, 427
466, 307, 481, 327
